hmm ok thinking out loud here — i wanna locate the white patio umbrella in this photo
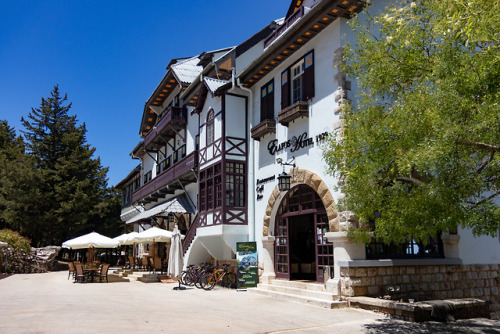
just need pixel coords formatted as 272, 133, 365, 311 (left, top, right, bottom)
62, 232, 119, 264
132, 227, 173, 243
113, 233, 129, 265
113, 233, 129, 245
167, 225, 185, 290
113, 232, 140, 266
133, 227, 173, 269
122, 232, 140, 245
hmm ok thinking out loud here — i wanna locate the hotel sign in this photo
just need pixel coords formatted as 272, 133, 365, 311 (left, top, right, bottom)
267, 131, 329, 155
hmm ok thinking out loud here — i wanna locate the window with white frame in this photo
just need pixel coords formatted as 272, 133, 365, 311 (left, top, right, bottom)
291, 60, 304, 104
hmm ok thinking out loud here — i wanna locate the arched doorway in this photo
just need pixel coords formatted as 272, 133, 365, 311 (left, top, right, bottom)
274, 184, 333, 283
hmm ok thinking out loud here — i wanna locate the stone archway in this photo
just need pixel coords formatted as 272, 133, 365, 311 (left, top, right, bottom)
262, 167, 339, 236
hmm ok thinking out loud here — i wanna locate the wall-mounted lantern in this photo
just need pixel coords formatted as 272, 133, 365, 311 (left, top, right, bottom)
276, 157, 295, 192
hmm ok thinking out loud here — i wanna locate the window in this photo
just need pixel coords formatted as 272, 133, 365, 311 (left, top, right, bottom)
226, 162, 245, 207
281, 50, 315, 109
291, 60, 304, 104
260, 79, 275, 122
198, 163, 222, 212
143, 171, 152, 184
366, 233, 444, 259
206, 109, 215, 146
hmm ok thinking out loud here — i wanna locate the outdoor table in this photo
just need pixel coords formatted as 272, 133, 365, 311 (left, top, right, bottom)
83, 266, 100, 282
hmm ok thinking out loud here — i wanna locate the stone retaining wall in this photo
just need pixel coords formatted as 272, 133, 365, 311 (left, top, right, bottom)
0, 246, 61, 273
340, 264, 500, 314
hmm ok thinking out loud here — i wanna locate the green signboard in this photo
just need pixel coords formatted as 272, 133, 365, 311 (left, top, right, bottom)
236, 242, 258, 289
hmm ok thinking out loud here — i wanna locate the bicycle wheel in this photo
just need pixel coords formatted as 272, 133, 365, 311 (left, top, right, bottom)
181, 271, 192, 286
223, 272, 237, 289
201, 273, 216, 290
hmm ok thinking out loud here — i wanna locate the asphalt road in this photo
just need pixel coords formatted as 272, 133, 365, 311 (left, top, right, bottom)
0, 271, 499, 334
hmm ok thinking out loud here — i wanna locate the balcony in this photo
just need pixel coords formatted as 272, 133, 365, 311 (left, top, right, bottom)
250, 119, 276, 141
144, 106, 187, 150
264, 6, 305, 49
278, 101, 309, 126
131, 150, 198, 204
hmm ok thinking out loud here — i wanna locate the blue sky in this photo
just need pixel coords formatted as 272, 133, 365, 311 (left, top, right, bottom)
0, 0, 290, 186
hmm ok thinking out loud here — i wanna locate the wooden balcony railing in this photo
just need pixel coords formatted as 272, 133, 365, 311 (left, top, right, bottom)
250, 119, 276, 141
182, 213, 200, 254
144, 106, 187, 149
131, 151, 197, 204
278, 101, 309, 126
264, 6, 305, 49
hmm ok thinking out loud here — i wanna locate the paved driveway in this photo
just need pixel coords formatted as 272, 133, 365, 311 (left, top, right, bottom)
0, 271, 498, 334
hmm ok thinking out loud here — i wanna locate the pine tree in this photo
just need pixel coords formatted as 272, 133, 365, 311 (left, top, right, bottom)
21, 85, 121, 246
0, 120, 40, 240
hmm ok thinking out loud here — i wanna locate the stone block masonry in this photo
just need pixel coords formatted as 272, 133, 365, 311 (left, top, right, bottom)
339, 264, 500, 314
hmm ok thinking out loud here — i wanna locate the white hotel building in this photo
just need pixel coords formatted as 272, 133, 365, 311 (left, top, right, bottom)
116, 0, 500, 313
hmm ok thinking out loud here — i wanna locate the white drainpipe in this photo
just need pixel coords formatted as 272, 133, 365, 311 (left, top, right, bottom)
236, 76, 255, 242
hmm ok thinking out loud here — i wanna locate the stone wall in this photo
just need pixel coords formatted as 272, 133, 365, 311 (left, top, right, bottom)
340, 264, 500, 314
0, 246, 61, 273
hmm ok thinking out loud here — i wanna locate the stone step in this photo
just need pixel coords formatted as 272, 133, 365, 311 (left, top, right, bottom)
136, 274, 160, 283
249, 287, 347, 309
268, 280, 328, 292
256, 283, 338, 301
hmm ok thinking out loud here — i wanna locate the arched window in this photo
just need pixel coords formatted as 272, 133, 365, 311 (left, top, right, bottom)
206, 109, 215, 145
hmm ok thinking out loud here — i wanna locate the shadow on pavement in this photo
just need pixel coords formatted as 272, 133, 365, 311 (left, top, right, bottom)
364, 318, 500, 334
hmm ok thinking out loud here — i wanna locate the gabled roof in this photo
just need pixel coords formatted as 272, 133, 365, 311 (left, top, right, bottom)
204, 77, 230, 95
115, 164, 141, 189
237, 0, 366, 88
171, 57, 203, 85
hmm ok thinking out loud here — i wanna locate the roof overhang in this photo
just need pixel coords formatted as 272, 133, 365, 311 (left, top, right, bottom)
126, 195, 196, 225
140, 70, 181, 137
238, 0, 366, 88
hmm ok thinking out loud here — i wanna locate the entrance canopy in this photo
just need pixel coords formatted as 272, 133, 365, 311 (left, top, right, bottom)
126, 195, 195, 225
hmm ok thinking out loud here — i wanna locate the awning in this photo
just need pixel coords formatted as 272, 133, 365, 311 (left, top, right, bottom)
126, 195, 195, 225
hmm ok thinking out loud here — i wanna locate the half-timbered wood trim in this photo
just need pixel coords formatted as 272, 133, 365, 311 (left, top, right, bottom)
199, 138, 223, 165
225, 137, 246, 156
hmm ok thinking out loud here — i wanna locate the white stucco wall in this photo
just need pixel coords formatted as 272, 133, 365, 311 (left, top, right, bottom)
458, 227, 500, 264
225, 94, 246, 138
185, 106, 198, 154
249, 19, 347, 257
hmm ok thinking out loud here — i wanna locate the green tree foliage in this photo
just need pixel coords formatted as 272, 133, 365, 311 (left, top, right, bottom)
324, 0, 500, 244
19, 85, 122, 246
0, 121, 42, 237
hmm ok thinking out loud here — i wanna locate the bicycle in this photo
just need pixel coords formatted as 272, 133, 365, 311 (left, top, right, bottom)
181, 263, 212, 289
201, 264, 236, 290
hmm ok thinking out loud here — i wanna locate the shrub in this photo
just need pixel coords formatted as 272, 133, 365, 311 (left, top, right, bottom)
0, 229, 31, 254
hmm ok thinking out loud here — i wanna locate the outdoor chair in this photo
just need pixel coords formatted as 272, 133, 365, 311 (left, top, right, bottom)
141, 257, 149, 271
96, 263, 111, 283
74, 263, 90, 283
67, 262, 76, 280
148, 257, 163, 274
128, 256, 135, 270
